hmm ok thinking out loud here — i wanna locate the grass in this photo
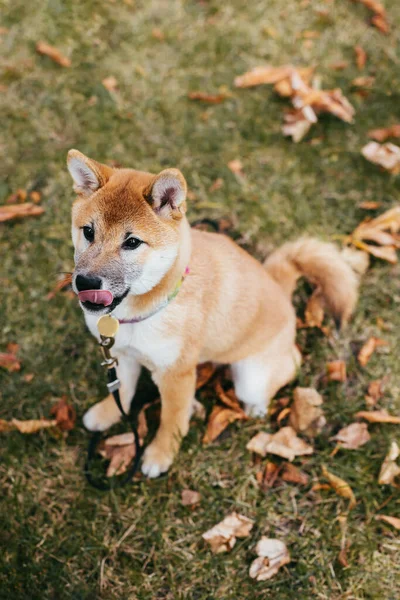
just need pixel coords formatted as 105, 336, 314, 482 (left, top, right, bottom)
1, 0, 400, 597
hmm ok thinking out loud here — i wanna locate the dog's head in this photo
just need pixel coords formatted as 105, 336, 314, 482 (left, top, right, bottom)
67, 149, 187, 315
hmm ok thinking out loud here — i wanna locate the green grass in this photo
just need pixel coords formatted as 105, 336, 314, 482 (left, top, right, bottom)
1, 0, 400, 598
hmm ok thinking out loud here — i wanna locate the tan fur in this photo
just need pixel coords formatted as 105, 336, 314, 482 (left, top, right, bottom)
68, 151, 359, 477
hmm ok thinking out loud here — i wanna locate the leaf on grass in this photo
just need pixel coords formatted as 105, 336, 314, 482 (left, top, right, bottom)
102, 76, 118, 92
50, 397, 76, 432
368, 125, 400, 142
215, 380, 242, 411
378, 442, 400, 485
98, 432, 140, 477
355, 0, 390, 33
202, 512, 254, 553
259, 461, 281, 489
290, 388, 326, 437
151, 27, 165, 41
358, 337, 388, 366
304, 288, 325, 328
227, 159, 244, 176
365, 379, 383, 407
358, 201, 381, 210
0, 418, 57, 434
0, 203, 44, 223
375, 515, 400, 529
234, 64, 294, 88
46, 273, 73, 300
352, 240, 397, 264
188, 91, 230, 104
246, 426, 313, 461
327, 360, 347, 382
36, 41, 71, 67
0, 352, 21, 372
249, 537, 290, 581
329, 61, 349, 71
331, 422, 370, 449
361, 142, 400, 174
281, 463, 309, 485
282, 107, 316, 142
196, 362, 216, 390
321, 466, 357, 509
356, 409, 400, 424
352, 76, 375, 88
181, 489, 201, 506
354, 45, 367, 69
203, 405, 246, 444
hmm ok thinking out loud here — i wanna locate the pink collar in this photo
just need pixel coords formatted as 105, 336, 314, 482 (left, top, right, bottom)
118, 266, 189, 325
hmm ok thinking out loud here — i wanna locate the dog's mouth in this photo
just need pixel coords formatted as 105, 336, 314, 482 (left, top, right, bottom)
78, 288, 130, 314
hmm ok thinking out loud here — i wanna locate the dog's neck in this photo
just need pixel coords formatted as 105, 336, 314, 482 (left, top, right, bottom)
114, 218, 192, 321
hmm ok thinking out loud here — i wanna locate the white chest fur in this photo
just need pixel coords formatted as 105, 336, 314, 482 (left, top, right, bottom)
84, 310, 182, 371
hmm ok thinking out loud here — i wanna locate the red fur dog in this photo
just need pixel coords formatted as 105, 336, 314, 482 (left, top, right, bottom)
67, 150, 358, 478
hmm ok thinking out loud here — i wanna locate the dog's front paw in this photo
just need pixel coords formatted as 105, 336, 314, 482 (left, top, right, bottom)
83, 396, 122, 431
141, 441, 174, 478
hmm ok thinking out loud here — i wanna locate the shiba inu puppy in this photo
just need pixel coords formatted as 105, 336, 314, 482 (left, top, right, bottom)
67, 149, 358, 478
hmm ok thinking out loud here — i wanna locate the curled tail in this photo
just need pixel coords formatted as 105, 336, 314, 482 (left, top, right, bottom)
264, 238, 358, 326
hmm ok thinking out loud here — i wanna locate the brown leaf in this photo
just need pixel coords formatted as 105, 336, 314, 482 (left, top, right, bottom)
260, 461, 281, 489
290, 387, 326, 437
368, 125, 400, 142
188, 91, 230, 104
321, 466, 357, 509
11, 418, 57, 434
151, 27, 165, 41
361, 142, 400, 174
227, 159, 244, 176
356, 409, 400, 424
352, 241, 397, 264
246, 426, 313, 461
23, 373, 34, 383
365, 379, 383, 407
215, 380, 242, 411
203, 405, 246, 444
196, 362, 216, 390
304, 289, 325, 328
249, 538, 290, 581
375, 515, 400, 529
0, 420, 16, 432
102, 76, 118, 92
371, 14, 390, 34
329, 61, 349, 71
209, 178, 224, 192
50, 397, 76, 432
6, 189, 27, 204
378, 442, 400, 485
352, 76, 375, 88
46, 273, 73, 300
282, 107, 316, 142
327, 360, 347, 382
36, 41, 71, 67
29, 191, 41, 204
358, 337, 389, 367
106, 445, 136, 477
0, 202, 44, 223
181, 489, 201, 506
202, 512, 254, 553
358, 201, 381, 210
281, 463, 309, 485
277, 407, 291, 424
354, 45, 367, 69
0, 352, 21, 372
234, 64, 294, 88
331, 422, 371, 449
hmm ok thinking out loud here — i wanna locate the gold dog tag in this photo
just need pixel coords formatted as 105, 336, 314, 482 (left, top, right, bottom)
97, 315, 119, 338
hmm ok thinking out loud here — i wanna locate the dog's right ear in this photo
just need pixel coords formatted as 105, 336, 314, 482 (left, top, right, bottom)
67, 149, 113, 196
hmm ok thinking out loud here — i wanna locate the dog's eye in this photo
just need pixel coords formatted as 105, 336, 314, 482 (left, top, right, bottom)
123, 236, 143, 250
82, 226, 94, 242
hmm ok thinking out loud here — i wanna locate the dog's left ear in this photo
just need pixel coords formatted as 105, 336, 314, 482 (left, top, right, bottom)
148, 168, 187, 218
67, 149, 114, 196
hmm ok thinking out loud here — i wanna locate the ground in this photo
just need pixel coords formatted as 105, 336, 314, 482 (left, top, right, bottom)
1, 0, 400, 598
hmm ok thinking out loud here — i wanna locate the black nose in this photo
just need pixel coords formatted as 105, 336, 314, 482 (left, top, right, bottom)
75, 274, 102, 292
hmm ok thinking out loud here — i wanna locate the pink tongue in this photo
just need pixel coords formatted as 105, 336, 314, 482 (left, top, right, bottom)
78, 289, 113, 306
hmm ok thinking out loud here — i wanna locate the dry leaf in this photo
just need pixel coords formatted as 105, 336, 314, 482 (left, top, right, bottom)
375, 515, 400, 529
371, 14, 390, 33
368, 125, 400, 142
352, 76, 375, 88
102, 76, 118, 92
365, 379, 383, 407
282, 108, 315, 142
353, 241, 397, 264
234, 64, 294, 88
304, 289, 325, 328
46, 273, 73, 300
356, 409, 400, 424
188, 91, 230, 104
359, 201, 381, 210
358, 337, 388, 366
327, 360, 347, 382
98, 432, 140, 477
202, 512, 254, 553
11, 418, 57, 434
203, 405, 246, 444
281, 463, 309, 485
378, 441, 400, 485
259, 462, 281, 489
23, 373, 34, 383
361, 142, 400, 174
215, 381, 242, 411
246, 426, 313, 461
151, 27, 165, 41
331, 422, 370, 449
36, 41, 71, 67
321, 466, 357, 509
329, 61, 349, 71
50, 397, 76, 432
249, 537, 290, 581
354, 45, 367, 69
29, 191, 41, 204
0, 352, 21, 372
196, 362, 216, 389
355, 0, 390, 33
0, 203, 44, 223
290, 387, 326, 437
181, 489, 201, 506
227, 159, 244, 176
6, 189, 27, 204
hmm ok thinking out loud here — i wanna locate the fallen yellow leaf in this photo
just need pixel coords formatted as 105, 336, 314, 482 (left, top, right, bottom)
321, 466, 357, 509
